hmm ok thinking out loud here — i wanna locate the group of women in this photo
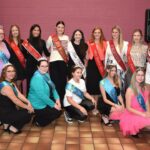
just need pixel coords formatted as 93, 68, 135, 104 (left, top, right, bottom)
0, 21, 150, 138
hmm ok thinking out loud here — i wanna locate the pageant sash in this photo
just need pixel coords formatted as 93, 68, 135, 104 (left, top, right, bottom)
109, 40, 126, 71
51, 34, 68, 63
68, 43, 86, 78
88, 42, 105, 77
0, 51, 9, 64
22, 40, 41, 60
137, 92, 146, 111
100, 78, 118, 104
0, 81, 18, 96
127, 44, 136, 73
5, 39, 25, 68
66, 83, 84, 99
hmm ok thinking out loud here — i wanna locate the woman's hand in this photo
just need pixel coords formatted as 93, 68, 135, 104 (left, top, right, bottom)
79, 106, 87, 115
56, 100, 61, 109
91, 98, 96, 106
27, 105, 34, 113
54, 103, 61, 111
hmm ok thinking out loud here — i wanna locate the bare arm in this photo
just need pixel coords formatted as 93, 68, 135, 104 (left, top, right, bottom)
100, 84, 116, 107
84, 92, 95, 104
126, 88, 145, 117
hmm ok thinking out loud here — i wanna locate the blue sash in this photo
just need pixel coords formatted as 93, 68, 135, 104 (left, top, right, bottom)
34, 71, 55, 90
0, 81, 18, 96
137, 93, 146, 111
100, 78, 118, 104
66, 83, 84, 99
0, 51, 9, 64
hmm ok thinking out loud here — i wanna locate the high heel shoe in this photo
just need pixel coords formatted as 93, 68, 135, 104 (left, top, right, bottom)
101, 115, 112, 127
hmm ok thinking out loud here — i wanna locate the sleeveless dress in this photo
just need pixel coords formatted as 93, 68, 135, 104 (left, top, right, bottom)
119, 90, 150, 136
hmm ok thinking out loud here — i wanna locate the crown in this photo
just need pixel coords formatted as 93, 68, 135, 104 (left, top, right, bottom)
37, 57, 48, 62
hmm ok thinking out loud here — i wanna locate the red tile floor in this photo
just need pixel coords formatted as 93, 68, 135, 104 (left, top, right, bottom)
0, 113, 150, 150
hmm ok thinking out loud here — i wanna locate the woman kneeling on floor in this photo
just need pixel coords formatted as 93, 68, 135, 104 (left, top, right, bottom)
63, 66, 95, 124
28, 57, 62, 127
97, 64, 125, 126
0, 63, 33, 134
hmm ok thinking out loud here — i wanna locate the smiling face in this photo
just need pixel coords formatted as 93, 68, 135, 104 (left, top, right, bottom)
11, 26, 19, 38
5, 66, 16, 81
72, 68, 82, 81
32, 26, 40, 37
135, 70, 145, 84
0, 29, 4, 42
133, 31, 142, 44
112, 28, 120, 40
56, 23, 65, 35
93, 29, 101, 40
38, 61, 49, 74
107, 66, 117, 78
74, 31, 82, 43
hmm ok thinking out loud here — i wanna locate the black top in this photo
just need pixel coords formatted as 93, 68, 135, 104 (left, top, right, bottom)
4, 40, 26, 80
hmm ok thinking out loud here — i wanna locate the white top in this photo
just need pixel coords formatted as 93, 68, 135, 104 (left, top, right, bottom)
46, 35, 72, 62
105, 41, 128, 71
63, 78, 86, 107
145, 62, 150, 84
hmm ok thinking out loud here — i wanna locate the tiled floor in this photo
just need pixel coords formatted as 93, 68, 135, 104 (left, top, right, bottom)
0, 113, 150, 150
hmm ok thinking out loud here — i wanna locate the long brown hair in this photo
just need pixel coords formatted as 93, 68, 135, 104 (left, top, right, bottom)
90, 27, 105, 48
130, 67, 145, 95
9, 25, 22, 47
0, 64, 16, 82
112, 25, 123, 50
132, 28, 143, 44
105, 65, 119, 87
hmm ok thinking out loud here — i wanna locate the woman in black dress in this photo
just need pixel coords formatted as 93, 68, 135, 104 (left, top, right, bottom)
0, 63, 34, 133
5, 25, 26, 91
98, 64, 124, 126
68, 29, 88, 78
25, 24, 50, 93
86, 27, 107, 115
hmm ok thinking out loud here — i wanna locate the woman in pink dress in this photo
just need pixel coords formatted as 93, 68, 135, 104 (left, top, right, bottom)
120, 67, 150, 138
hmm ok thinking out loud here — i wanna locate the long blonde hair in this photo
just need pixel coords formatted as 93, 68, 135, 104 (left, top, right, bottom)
112, 25, 123, 50
130, 67, 145, 95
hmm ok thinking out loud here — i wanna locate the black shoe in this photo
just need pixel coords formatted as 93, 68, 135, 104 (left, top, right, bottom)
64, 111, 73, 124
131, 134, 139, 138
101, 115, 112, 127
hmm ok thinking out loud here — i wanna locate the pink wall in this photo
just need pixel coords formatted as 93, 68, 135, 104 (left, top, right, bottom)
0, 0, 150, 41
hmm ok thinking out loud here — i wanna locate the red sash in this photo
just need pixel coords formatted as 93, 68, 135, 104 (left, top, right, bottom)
22, 40, 41, 60
88, 42, 105, 77
51, 34, 68, 63
127, 44, 136, 73
109, 40, 126, 71
5, 39, 25, 68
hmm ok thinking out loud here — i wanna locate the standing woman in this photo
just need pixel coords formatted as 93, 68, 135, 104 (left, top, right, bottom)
5, 25, 26, 91
68, 29, 88, 78
46, 21, 70, 106
0, 63, 33, 133
23, 24, 50, 93
126, 29, 148, 88
86, 27, 107, 115
0, 28, 10, 75
105, 25, 128, 98
120, 67, 150, 138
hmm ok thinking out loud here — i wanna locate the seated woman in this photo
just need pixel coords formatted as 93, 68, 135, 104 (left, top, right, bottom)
28, 57, 62, 127
98, 64, 124, 126
0, 63, 33, 134
120, 67, 150, 138
63, 66, 95, 124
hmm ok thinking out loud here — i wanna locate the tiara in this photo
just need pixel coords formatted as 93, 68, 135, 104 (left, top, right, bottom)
73, 65, 82, 69
2, 62, 13, 69
37, 57, 48, 62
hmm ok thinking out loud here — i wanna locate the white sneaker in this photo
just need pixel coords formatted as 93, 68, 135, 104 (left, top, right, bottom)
92, 109, 99, 115
64, 111, 73, 124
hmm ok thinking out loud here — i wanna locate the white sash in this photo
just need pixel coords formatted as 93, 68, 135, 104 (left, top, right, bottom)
68, 42, 86, 78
